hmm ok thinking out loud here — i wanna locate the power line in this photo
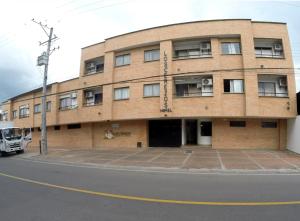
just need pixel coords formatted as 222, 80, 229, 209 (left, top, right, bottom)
2, 67, 300, 104
55, 0, 137, 24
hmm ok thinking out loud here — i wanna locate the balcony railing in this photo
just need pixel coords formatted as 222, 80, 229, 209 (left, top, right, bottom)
173, 52, 212, 59
59, 105, 78, 111
255, 50, 283, 58
175, 91, 213, 97
82, 102, 102, 107
258, 92, 288, 97
19, 114, 30, 119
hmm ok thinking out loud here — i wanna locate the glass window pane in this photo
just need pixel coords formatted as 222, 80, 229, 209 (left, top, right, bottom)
115, 56, 123, 66
123, 55, 130, 65
233, 80, 243, 93
122, 88, 129, 99
144, 51, 152, 61
153, 84, 160, 96
114, 89, 121, 99
144, 85, 152, 96
222, 43, 230, 54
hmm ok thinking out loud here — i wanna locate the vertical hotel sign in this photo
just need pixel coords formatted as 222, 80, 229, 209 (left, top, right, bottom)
160, 51, 172, 113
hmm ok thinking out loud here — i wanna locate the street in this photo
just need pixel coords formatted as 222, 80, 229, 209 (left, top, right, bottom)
0, 156, 300, 221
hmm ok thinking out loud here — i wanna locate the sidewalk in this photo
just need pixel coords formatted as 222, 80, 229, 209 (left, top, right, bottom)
20, 147, 300, 173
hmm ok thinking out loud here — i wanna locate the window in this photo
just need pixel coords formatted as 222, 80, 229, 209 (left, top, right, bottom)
59, 93, 78, 110
46, 101, 51, 112
54, 126, 61, 130
34, 104, 41, 113
254, 39, 284, 58
224, 80, 244, 93
84, 87, 103, 106
144, 49, 160, 62
19, 105, 29, 118
261, 121, 277, 128
115, 54, 130, 66
114, 87, 129, 100
221, 42, 241, 54
1, 111, 8, 121
85, 57, 104, 75
258, 82, 276, 96
175, 76, 213, 97
173, 40, 211, 58
144, 84, 160, 97
258, 75, 288, 97
230, 121, 246, 127
67, 124, 81, 129
12, 110, 17, 119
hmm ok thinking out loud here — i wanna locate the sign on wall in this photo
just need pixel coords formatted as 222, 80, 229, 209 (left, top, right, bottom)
160, 51, 172, 113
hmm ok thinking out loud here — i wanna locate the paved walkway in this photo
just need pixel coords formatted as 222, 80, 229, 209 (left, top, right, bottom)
19, 147, 300, 172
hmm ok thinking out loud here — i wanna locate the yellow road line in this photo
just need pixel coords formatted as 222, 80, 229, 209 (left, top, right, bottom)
1, 171, 300, 206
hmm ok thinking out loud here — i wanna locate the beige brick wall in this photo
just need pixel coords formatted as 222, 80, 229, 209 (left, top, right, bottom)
29, 120, 147, 149
212, 118, 285, 149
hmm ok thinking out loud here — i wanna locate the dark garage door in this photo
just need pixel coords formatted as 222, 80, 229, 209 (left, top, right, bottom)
149, 120, 182, 147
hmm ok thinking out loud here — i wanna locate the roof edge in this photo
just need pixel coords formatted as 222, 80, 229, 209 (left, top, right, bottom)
81, 19, 287, 49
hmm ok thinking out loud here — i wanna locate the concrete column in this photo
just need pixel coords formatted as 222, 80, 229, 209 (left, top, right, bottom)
102, 51, 114, 121
181, 119, 185, 146
197, 119, 201, 145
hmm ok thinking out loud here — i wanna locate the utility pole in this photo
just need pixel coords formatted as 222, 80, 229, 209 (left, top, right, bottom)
33, 19, 58, 155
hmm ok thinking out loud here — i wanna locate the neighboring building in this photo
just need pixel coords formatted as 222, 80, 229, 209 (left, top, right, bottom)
287, 92, 300, 153
0, 19, 297, 149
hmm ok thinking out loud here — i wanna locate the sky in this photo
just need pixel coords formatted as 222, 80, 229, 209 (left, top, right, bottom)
0, 0, 300, 102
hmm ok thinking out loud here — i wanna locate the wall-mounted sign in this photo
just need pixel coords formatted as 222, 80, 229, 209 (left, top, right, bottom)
104, 129, 131, 139
160, 51, 172, 113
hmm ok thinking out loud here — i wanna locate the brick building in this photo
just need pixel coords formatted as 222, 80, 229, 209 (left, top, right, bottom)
0, 19, 297, 149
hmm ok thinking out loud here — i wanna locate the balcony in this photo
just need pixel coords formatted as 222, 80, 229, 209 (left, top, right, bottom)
59, 92, 78, 111
83, 87, 103, 106
19, 113, 30, 119
174, 75, 213, 97
84, 57, 104, 75
258, 75, 288, 97
254, 39, 284, 58
173, 39, 212, 59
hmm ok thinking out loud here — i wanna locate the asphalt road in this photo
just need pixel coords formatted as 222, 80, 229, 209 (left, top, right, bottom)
1, 155, 300, 221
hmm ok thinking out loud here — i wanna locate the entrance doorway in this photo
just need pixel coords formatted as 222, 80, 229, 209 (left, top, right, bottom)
148, 120, 181, 147
199, 121, 212, 145
185, 120, 197, 145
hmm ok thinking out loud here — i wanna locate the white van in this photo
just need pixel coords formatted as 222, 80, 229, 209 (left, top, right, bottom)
0, 127, 32, 156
